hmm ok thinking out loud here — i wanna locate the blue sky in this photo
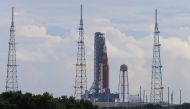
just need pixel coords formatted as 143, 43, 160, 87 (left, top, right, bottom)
0, 0, 190, 104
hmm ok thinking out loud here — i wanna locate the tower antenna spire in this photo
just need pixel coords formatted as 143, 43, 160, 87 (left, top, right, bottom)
11, 7, 14, 27
80, 4, 83, 25
155, 9, 157, 25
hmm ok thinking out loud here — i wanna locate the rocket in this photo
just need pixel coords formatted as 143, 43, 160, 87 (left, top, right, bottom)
102, 44, 109, 90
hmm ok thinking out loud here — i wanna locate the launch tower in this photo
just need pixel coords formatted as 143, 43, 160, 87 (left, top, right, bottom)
150, 9, 163, 104
74, 5, 87, 99
5, 7, 18, 92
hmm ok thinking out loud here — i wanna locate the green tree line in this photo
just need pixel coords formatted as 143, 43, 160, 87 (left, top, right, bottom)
0, 91, 189, 109
0, 91, 97, 109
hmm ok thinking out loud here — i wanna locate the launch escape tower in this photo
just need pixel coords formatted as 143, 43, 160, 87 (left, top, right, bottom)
74, 5, 87, 99
150, 9, 163, 104
118, 64, 129, 102
6, 7, 19, 92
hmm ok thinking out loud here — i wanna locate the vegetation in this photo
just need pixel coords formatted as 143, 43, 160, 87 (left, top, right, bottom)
0, 91, 97, 109
0, 91, 189, 109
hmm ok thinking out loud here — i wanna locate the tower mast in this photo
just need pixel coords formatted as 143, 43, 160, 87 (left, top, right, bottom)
150, 9, 163, 104
6, 7, 18, 92
74, 4, 87, 99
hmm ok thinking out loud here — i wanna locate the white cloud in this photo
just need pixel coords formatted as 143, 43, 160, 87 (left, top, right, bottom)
16, 25, 64, 62
17, 51, 48, 62
162, 37, 190, 59
45, 35, 64, 55
18, 25, 47, 37
95, 18, 111, 24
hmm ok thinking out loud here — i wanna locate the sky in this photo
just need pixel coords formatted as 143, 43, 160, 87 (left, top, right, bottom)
0, 0, 190, 104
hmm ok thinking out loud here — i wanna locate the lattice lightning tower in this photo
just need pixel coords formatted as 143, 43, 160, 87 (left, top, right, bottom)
74, 4, 87, 99
6, 7, 18, 92
150, 9, 163, 104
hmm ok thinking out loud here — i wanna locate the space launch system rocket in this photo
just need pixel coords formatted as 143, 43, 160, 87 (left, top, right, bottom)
87, 32, 119, 102
91, 32, 110, 93
102, 44, 109, 90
